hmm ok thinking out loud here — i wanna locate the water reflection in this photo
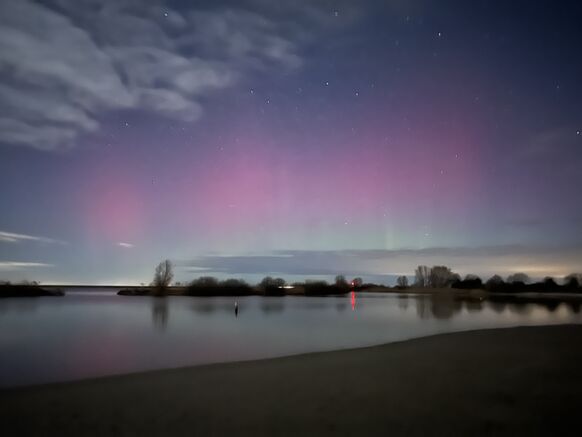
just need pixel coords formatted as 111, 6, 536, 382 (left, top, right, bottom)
397, 294, 409, 310
151, 297, 169, 331
0, 298, 38, 314
191, 300, 240, 315
568, 301, 581, 313
488, 300, 507, 313
544, 301, 560, 312
336, 301, 347, 312
464, 299, 484, 313
191, 301, 217, 314
261, 300, 286, 314
415, 294, 462, 320
410, 294, 578, 320
507, 303, 533, 315
486, 295, 579, 315
3, 290, 582, 387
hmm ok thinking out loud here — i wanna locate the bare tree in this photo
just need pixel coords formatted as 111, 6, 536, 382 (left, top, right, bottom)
429, 266, 457, 288
152, 259, 173, 294
414, 265, 431, 287
335, 275, 349, 289
351, 277, 363, 288
396, 275, 409, 288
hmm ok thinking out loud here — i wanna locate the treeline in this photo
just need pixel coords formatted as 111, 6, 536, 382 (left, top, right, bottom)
121, 261, 361, 297
185, 277, 253, 296
186, 275, 355, 296
401, 265, 582, 293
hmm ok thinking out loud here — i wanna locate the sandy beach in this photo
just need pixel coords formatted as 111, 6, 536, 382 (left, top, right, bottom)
2, 325, 582, 436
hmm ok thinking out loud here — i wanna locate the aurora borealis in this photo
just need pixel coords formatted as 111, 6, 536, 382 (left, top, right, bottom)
1, 0, 581, 284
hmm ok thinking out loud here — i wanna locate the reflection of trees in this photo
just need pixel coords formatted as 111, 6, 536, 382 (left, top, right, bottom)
567, 301, 581, 314
191, 300, 246, 316
464, 299, 483, 313
260, 300, 286, 314
191, 301, 217, 314
397, 295, 409, 310
431, 296, 462, 319
415, 296, 431, 319
542, 301, 560, 312
508, 303, 533, 315
415, 295, 463, 320
151, 297, 169, 331
487, 300, 507, 313
335, 301, 347, 312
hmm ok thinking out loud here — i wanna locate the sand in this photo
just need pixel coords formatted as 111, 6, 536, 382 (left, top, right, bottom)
2, 325, 582, 436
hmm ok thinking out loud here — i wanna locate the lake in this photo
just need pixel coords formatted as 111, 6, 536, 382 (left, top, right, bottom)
1, 290, 581, 387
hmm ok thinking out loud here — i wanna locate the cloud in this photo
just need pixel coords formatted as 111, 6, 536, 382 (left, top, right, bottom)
0, 262, 53, 270
0, 0, 317, 150
117, 242, 134, 248
0, 230, 66, 245
179, 246, 582, 280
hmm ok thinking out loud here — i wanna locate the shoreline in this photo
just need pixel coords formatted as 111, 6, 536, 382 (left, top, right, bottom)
3, 325, 582, 435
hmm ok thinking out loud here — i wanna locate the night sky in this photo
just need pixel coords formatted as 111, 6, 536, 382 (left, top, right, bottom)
1, 0, 581, 285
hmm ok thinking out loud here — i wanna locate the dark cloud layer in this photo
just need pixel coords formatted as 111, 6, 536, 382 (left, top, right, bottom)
180, 246, 582, 282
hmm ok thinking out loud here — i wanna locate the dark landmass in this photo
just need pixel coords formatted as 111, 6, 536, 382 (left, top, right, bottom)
2, 325, 582, 436
0, 284, 64, 298
117, 286, 258, 297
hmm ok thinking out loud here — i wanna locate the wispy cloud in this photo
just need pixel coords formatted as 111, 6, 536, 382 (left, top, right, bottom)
117, 242, 134, 248
0, 230, 66, 245
0, 262, 53, 270
0, 0, 343, 151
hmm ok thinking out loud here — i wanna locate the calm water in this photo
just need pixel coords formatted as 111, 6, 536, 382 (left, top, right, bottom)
1, 290, 581, 387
